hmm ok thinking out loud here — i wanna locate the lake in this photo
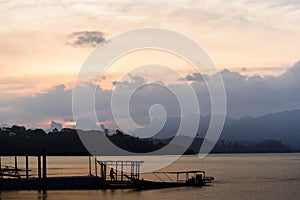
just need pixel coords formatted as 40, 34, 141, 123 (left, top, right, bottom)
0, 153, 299, 200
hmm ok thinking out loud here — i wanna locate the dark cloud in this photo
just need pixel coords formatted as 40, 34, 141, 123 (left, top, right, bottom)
217, 61, 300, 117
184, 73, 202, 82
180, 73, 209, 82
68, 31, 106, 47
178, 61, 300, 118
111, 74, 145, 88
1, 61, 300, 129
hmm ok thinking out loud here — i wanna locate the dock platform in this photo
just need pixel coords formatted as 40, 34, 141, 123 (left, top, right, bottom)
0, 154, 213, 190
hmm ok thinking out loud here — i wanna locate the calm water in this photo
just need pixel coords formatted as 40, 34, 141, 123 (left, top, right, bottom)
0, 153, 299, 200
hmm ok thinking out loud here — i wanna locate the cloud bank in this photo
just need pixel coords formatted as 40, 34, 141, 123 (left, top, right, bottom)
0, 61, 300, 129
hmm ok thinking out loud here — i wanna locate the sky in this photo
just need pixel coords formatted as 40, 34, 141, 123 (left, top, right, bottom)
0, 0, 300, 129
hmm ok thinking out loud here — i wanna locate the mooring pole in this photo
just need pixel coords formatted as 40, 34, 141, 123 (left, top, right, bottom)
25, 155, 29, 178
94, 157, 98, 177
42, 149, 47, 179
103, 163, 106, 181
38, 156, 41, 179
14, 156, 18, 171
89, 156, 92, 176
42, 148, 47, 191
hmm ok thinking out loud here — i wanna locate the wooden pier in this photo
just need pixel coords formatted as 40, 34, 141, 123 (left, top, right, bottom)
0, 152, 213, 190
0, 151, 145, 190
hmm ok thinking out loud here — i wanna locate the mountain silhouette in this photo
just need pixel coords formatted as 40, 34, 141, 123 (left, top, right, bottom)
131, 109, 300, 148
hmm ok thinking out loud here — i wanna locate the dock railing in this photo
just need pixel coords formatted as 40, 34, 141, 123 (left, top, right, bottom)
97, 160, 143, 182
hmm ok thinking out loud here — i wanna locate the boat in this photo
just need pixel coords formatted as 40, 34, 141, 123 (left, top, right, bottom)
126, 170, 214, 190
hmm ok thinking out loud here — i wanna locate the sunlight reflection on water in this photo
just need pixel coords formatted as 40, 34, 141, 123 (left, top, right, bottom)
0, 153, 299, 200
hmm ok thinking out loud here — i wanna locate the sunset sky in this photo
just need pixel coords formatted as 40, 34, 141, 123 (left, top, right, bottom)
1, 0, 300, 128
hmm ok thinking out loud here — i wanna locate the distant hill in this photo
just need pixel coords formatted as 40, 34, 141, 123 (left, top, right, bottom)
0, 109, 299, 155
220, 110, 300, 148
49, 121, 63, 131
0, 125, 295, 155
131, 109, 300, 148
0, 125, 294, 155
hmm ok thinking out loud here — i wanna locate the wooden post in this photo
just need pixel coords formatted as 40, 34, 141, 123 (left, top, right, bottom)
104, 163, 106, 181
14, 156, 18, 171
25, 156, 29, 178
137, 162, 140, 180
121, 161, 123, 181
94, 157, 98, 177
135, 162, 138, 179
88, 156, 92, 176
42, 152, 47, 179
42, 149, 47, 191
116, 161, 118, 181
130, 162, 132, 178
100, 163, 103, 179
38, 156, 41, 179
